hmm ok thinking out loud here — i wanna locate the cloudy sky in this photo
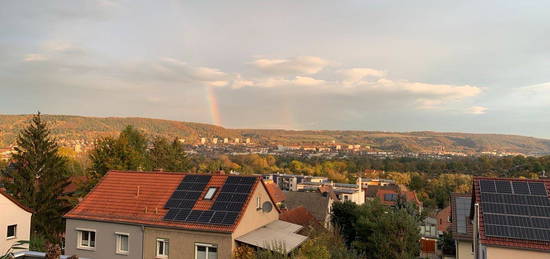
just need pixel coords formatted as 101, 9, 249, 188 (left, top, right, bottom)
1, 1, 549, 138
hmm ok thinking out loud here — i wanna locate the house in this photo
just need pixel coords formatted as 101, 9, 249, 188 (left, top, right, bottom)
436, 206, 451, 235
451, 193, 473, 259
0, 188, 32, 255
284, 189, 337, 228
64, 171, 307, 259
367, 186, 422, 211
295, 178, 365, 205
263, 181, 286, 209
279, 207, 318, 228
263, 173, 328, 191
471, 177, 550, 259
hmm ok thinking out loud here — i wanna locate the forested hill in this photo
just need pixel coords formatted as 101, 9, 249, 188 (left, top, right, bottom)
1, 114, 549, 155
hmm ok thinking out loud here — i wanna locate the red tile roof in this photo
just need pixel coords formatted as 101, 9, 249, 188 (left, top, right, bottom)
473, 177, 550, 251
0, 188, 33, 213
264, 182, 286, 204
279, 206, 318, 227
65, 170, 270, 233
375, 189, 422, 207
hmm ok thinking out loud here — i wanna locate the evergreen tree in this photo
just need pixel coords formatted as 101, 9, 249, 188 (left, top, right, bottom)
1, 113, 71, 243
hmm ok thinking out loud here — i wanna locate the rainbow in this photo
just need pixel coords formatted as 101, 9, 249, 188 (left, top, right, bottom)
206, 86, 222, 126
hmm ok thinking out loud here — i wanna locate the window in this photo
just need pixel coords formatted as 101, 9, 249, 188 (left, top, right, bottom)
256, 196, 261, 209
204, 187, 217, 200
77, 229, 96, 249
7, 225, 16, 239
195, 243, 217, 259
156, 238, 169, 258
116, 233, 129, 254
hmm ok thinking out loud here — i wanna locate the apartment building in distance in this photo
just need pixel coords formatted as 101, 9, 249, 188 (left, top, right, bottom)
64, 171, 307, 259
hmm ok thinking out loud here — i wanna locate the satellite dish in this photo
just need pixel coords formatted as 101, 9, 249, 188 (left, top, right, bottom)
262, 201, 273, 213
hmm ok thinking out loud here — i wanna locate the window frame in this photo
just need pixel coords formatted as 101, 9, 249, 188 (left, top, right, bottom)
204, 187, 217, 200
156, 238, 169, 258
76, 228, 96, 250
6, 224, 17, 239
115, 232, 130, 255
195, 243, 218, 259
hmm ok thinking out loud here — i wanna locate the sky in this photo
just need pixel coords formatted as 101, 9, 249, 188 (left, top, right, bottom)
1, 0, 549, 138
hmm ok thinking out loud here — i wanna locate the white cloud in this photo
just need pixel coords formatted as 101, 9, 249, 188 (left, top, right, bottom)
293, 76, 325, 86
23, 53, 47, 62
340, 68, 386, 85
252, 56, 329, 75
466, 106, 488, 114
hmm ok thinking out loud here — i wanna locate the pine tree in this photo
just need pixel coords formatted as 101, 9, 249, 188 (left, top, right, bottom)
1, 113, 71, 243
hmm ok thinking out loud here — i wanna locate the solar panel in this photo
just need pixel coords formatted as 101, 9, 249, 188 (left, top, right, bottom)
485, 224, 508, 237
512, 181, 530, 194
174, 209, 191, 221
531, 218, 550, 228
484, 214, 507, 225
185, 210, 202, 222
197, 210, 215, 223
164, 175, 256, 225
178, 200, 195, 209
222, 184, 238, 192
227, 202, 244, 211
528, 182, 547, 196
455, 197, 471, 234
165, 199, 181, 208
505, 215, 531, 227
480, 180, 496, 193
495, 181, 513, 194
216, 193, 232, 202
235, 185, 252, 193
210, 211, 226, 224
480, 179, 550, 242
164, 209, 180, 220
222, 212, 239, 225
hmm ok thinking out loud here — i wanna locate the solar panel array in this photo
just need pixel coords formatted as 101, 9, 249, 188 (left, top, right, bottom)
455, 197, 472, 234
163, 175, 257, 226
479, 180, 550, 242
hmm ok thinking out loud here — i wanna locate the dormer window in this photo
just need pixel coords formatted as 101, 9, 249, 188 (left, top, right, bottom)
204, 187, 217, 200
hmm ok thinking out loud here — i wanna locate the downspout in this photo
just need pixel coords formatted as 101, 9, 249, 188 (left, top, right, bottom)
141, 225, 145, 259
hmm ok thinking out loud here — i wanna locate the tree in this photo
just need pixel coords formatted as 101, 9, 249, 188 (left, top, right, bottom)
1, 113, 71, 243
331, 201, 359, 246
148, 137, 189, 171
88, 126, 149, 180
332, 199, 421, 258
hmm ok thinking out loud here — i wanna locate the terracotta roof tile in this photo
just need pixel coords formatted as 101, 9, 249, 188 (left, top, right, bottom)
264, 182, 286, 204
64, 170, 267, 233
280, 206, 318, 227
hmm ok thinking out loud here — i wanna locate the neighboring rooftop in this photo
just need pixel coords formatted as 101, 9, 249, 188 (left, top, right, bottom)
65, 170, 277, 233
451, 193, 473, 241
264, 182, 286, 204
284, 191, 332, 222
0, 187, 33, 213
280, 206, 318, 227
473, 177, 550, 251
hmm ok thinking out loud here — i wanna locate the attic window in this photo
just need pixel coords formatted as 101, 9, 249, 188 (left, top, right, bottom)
204, 187, 217, 200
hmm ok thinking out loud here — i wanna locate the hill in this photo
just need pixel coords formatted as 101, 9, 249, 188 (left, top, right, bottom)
1, 114, 549, 155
